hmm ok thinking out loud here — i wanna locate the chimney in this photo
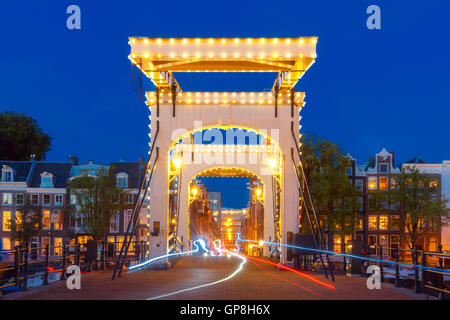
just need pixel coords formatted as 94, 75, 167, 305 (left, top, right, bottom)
390, 150, 395, 167
69, 155, 79, 166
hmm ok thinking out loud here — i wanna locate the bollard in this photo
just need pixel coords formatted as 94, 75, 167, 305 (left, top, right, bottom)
75, 243, 80, 266
43, 244, 49, 285
395, 247, 400, 287
379, 246, 384, 282
101, 240, 106, 271
14, 245, 21, 288
60, 244, 67, 280
421, 250, 426, 293
23, 242, 29, 291
413, 243, 420, 293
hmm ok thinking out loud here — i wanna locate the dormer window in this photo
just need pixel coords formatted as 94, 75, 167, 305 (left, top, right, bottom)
1, 165, 14, 182
40, 172, 54, 188
116, 172, 128, 188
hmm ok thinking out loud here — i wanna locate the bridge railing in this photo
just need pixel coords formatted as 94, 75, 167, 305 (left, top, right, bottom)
0, 240, 147, 295
359, 244, 450, 298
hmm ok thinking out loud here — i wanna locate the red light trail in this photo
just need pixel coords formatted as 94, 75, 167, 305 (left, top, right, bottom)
242, 255, 336, 290
247, 259, 320, 296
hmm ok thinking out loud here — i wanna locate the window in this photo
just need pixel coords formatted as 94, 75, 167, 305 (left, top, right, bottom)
357, 197, 364, 211
390, 215, 400, 230
16, 193, 24, 205
2, 237, 11, 250
42, 237, 50, 256
42, 210, 51, 229
1, 165, 13, 182
116, 173, 128, 188
31, 194, 39, 205
379, 215, 388, 230
355, 179, 363, 192
54, 238, 62, 256
390, 178, 397, 189
43, 194, 51, 206
379, 164, 388, 173
55, 194, 63, 206
40, 172, 54, 188
125, 194, 134, 204
70, 194, 77, 205
368, 196, 376, 210
368, 177, 377, 190
2, 193, 13, 205
52, 210, 63, 230
368, 235, 377, 252
379, 177, 388, 190
333, 234, 342, 253
356, 217, 363, 230
346, 167, 353, 176
124, 209, 133, 231
15, 211, 22, 230
429, 179, 438, 188
2, 211, 11, 231
368, 216, 377, 230
110, 211, 119, 233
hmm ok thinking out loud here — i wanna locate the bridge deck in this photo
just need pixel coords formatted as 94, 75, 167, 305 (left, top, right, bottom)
5, 255, 426, 300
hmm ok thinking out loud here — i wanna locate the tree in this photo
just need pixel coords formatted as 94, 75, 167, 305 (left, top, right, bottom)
388, 167, 449, 249
8, 195, 42, 244
0, 111, 51, 161
69, 167, 126, 241
300, 135, 360, 244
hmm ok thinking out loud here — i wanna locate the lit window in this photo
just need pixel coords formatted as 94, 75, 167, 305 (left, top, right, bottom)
2, 211, 11, 231
42, 210, 51, 229
379, 215, 388, 230
368, 177, 377, 190
391, 215, 400, 230
2, 193, 13, 205
379, 177, 388, 190
356, 217, 363, 230
2, 237, 11, 250
368, 216, 377, 230
15, 211, 22, 230
53, 210, 63, 230
54, 238, 62, 255
333, 234, 341, 253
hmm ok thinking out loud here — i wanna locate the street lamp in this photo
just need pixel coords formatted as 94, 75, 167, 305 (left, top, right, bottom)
191, 187, 198, 196
268, 157, 276, 169
172, 157, 182, 169
256, 188, 262, 197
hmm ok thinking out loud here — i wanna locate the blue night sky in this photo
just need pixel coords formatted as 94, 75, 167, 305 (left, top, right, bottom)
1, 1, 449, 208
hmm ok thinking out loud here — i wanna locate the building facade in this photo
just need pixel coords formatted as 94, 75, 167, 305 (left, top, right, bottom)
0, 161, 72, 256
403, 160, 450, 252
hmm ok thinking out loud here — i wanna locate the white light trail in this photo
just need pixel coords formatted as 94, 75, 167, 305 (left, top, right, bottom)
147, 250, 247, 300
128, 239, 207, 271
